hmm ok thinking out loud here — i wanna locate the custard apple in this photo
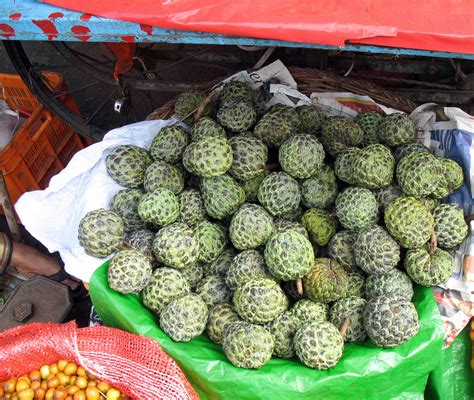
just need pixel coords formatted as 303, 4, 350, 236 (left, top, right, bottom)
356, 111, 383, 146
222, 321, 274, 369
433, 204, 468, 249
396, 151, 439, 198
228, 135, 268, 181
394, 142, 429, 162
160, 293, 208, 342
233, 278, 289, 324
143, 160, 184, 194
352, 144, 395, 189
191, 117, 226, 141
294, 321, 344, 370
353, 225, 400, 275
303, 258, 349, 303
141, 267, 191, 314
204, 247, 236, 277
106, 145, 152, 188
321, 117, 363, 156
335, 187, 379, 231
257, 172, 301, 217
229, 203, 275, 250
374, 185, 402, 211
330, 296, 367, 342
379, 113, 416, 147
267, 311, 299, 359
207, 303, 240, 344
217, 98, 257, 132
385, 197, 434, 249
78, 209, 124, 258
365, 269, 413, 301
364, 295, 420, 347
153, 223, 200, 269
264, 230, 314, 281
405, 246, 454, 286
225, 250, 268, 290
138, 188, 179, 227
174, 91, 211, 124
253, 112, 296, 147
346, 271, 366, 297
290, 299, 328, 325
301, 165, 338, 209
296, 105, 326, 134
278, 135, 325, 179
178, 189, 207, 227
327, 230, 357, 271
182, 136, 233, 178
301, 208, 337, 247
201, 175, 246, 219
194, 220, 227, 263
219, 81, 254, 105
438, 158, 464, 193
334, 147, 360, 185
240, 171, 269, 202
108, 250, 153, 294
150, 125, 188, 164
125, 229, 155, 260
196, 275, 232, 307
110, 189, 145, 232
267, 104, 301, 129
273, 219, 308, 239
181, 262, 204, 289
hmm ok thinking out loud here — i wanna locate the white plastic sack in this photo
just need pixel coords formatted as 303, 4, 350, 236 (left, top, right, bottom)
15, 119, 174, 283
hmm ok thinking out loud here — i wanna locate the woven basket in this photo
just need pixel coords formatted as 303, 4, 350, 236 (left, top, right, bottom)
146, 67, 417, 121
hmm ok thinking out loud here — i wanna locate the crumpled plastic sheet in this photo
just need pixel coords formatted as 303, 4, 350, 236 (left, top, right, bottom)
90, 261, 445, 400
43, 0, 474, 54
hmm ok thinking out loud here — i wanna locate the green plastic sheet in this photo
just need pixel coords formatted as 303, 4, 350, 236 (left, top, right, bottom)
90, 262, 445, 400
426, 326, 473, 400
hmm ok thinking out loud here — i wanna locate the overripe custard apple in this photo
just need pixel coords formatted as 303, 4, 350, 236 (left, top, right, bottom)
222, 321, 274, 369
229, 203, 275, 250
141, 267, 190, 314
294, 321, 344, 370
108, 250, 152, 294
257, 172, 301, 217
278, 134, 325, 179
153, 223, 200, 269
106, 145, 152, 188
327, 230, 357, 271
264, 230, 314, 281
125, 229, 155, 260
233, 278, 289, 324
364, 295, 419, 348
160, 293, 208, 342
78, 209, 124, 258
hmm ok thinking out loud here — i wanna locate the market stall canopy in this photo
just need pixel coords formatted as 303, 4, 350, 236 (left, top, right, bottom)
42, 0, 474, 55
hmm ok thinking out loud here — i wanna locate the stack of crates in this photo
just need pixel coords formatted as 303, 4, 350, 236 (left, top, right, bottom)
0, 73, 85, 206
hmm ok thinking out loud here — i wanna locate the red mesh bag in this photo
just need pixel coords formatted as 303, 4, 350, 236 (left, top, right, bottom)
0, 322, 199, 400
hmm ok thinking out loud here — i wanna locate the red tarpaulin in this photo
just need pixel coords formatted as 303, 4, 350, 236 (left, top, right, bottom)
42, 0, 474, 54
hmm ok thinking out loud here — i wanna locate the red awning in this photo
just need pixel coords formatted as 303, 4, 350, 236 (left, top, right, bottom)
43, 0, 474, 55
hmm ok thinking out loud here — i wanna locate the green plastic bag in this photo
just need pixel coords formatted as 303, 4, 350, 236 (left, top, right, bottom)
426, 326, 473, 399
90, 262, 444, 400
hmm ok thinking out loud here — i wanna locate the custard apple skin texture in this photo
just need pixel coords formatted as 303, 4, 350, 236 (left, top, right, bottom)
222, 321, 274, 369
294, 321, 344, 370
267, 104, 301, 129
433, 204, 468, 249
207, 303, 240, 344
257, 172, 301, 217
205, 247, 236, 277
178, 189, 207, 227
78, 209, 124, 258
330, 296, 367, 342
195, 275, 231, 308
345, 271, 366, 298
144, 160, 184, 194
296, 105, 326, 134
110, 189, 145, 233
379, 113, 416, 147
137, 188, 180, 227
153, 223, 200, 270
321, 117, 363, 156
217, 98, 257, 133
405, 247, 455, 287
291, 299, 328, 325
303, 258, 349, 303
335, 187, 379, 231
194, 220, 227, 263
301, 165, 338, 209
159, 293, 208, 342
334, 147, 360, 185
141, 267, 191, 314
396, 151, 439, 198
352, 144, 395, 189
228, 134, 268, 181
219, 81, 254, 105
106, 145, 152, 188
278, 134, 325, 179
233, 278, 289, 324
327, 230, 357, 271
365, 269, 413, 301
384, 197, 434, 249
125, 229, 155, 260
150, 125, 188, 164
201, 175, 246, 219
267, 311, 299, 359
356, 111, 382, 146
229, 203, 275, 250
254, 112, 296, 147
225, 250, 268, 290
264, 230, 315, 281
191, 117, 226, 142
174, 91, 211, 124
107, 250, 152, 294
301, 208, 337, 247
353, 225, 400, 276
364, 295, 420, 348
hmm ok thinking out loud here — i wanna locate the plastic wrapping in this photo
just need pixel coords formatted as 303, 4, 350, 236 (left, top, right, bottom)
42, 0, 474, 54
0, 321, 198, 399
90, 261, 445, 400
